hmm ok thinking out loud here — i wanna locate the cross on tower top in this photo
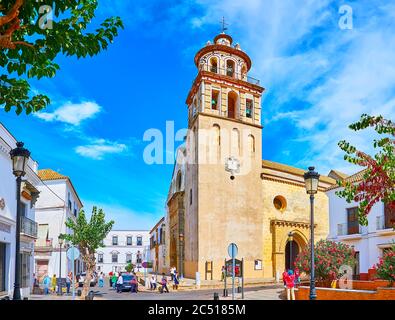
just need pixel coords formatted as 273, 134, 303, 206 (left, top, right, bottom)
220, 17, 228, 33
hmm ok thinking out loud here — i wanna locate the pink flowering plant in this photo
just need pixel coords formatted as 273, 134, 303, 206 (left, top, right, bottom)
373, 244, 395, 286
295, 239, 356, 281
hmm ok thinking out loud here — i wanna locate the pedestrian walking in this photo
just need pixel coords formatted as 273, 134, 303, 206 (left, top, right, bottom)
98, 272, 104, 288
173, 271, 179, 290
66, 272, 72, 294
111, 273, 118, 290
170, 267, 175, 282
161, 273, 169, 293
131, 276, 138, 293
116, 273, 124, 293
284, 270, 296, 300
221, 266, 226, 281
150, 275, 157, 291
51, 274, 57, 293
109, 271, 113, 287
42, 274, 51, 295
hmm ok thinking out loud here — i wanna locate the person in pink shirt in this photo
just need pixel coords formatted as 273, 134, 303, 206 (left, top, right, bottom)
284, 270, 296, 300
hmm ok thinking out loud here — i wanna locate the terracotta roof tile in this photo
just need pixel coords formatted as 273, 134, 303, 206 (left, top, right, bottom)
38, 169, 68, 181
326, 169, 368, 191
262, 160, 336, 185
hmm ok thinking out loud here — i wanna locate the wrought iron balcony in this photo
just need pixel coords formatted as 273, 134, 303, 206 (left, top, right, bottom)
20, 216, 38, 238
199, 63, 261, 85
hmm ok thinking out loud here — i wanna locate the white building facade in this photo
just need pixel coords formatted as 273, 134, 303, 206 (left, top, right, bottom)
0, 123, 41, 298
95, 230, 150, 274
327, 171, 395, 280
149, 217, 167, 274
34, 169, 84, 281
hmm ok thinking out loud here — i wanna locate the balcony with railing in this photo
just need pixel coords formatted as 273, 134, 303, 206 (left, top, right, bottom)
198, 63, 261, 86
337, 223, 365, 237
34, 238, 53, 249
20, 216, 38, 238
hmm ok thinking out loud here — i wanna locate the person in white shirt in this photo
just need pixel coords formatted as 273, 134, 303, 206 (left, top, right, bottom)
116, 274, 124, 293
150, 275, 157, 291
170, 267, 176, 281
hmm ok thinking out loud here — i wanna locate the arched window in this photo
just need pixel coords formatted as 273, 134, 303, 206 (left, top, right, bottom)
227, 91, 238, 119
226, 60, 235, 77
248, 134, 255, 154
210, 57, 218, 73
241, 64, 247, 80
231, 128, 240, 156
211, 124, 221, 163
176, 171, 182, 191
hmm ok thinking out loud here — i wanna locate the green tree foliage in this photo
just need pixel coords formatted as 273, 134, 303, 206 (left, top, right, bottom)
61, 206, 114, 299
337, 114, 395, 226
0, 0, 123, 114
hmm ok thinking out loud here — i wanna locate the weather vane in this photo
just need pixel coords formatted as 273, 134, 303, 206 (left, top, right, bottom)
220, 17, 228, 33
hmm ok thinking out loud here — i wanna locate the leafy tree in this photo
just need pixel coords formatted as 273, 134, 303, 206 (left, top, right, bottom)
0, 0, 123, 114
373, 244, 395, 286
337, 114, 395, 226
125, 262, 134, 273
295, 239, 356, 281
61, 206, 114, 299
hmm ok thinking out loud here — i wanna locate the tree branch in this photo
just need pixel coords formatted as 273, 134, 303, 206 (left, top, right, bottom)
0, 0, 24, 27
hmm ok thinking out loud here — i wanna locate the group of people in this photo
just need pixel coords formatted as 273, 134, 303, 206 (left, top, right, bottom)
148, 266, 180, 293
37, 272, 74, 295
282, 268, 301, 300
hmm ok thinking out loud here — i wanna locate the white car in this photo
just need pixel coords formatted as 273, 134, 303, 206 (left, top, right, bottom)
78, 273, 97, 287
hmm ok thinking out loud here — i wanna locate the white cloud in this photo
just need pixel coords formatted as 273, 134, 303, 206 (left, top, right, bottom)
75, 139, 128, 160
35, 101, 101, 125
190, 0, 395, 175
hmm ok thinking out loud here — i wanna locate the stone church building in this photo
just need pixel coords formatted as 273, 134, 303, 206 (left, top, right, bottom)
165, 32, 336, 281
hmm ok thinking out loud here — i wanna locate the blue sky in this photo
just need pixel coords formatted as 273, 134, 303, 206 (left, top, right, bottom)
1, 0, 394, 229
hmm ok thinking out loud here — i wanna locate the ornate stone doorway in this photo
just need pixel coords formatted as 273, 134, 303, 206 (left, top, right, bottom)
285, 240, 299, 270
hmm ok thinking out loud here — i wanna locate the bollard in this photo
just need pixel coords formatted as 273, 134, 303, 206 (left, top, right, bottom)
223, 289, 228, 297
77, 289, 82, 297
213, 292, 219, 300
237, 286, 241, 293
23, 297, 28, 300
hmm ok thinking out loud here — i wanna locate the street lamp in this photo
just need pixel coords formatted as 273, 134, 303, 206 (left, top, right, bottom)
288, 231, 294, 271
58, 236, 64, 295
9, 142, 30, 300
303, 166, 320, 301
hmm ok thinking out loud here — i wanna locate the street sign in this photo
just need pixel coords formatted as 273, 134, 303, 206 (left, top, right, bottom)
225, 259, 242, 277
227, 243, 238, 258
66, 246, 80, 261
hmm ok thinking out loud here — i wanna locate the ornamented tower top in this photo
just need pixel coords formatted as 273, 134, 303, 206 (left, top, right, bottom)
186, 32, 265, 128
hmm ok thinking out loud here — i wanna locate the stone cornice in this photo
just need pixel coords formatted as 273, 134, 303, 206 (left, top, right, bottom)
261, 175, 328, 192
270, 219, 317, 229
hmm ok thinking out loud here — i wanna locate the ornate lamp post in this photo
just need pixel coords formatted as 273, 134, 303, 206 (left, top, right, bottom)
288, 231, 294, 270
57, 236, 64, 295
303, 166, 320, 300
10, 142, 30, 300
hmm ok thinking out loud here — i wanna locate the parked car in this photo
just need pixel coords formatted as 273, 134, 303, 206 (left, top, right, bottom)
119, 273, 138, 292
77, 272, 97, 287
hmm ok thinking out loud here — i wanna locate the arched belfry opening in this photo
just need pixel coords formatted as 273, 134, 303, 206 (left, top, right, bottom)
227, 91, 238, 119
210, 57, 218, 73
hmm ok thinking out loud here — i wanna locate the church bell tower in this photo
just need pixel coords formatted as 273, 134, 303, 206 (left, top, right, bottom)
183, 31, 265, 280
